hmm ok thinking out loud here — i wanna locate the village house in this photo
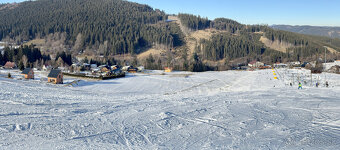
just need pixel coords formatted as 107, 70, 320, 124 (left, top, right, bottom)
4, 61, 17, 69
99, 65, 110, 73
164, 67, 173, 72
71, 63, 81, 73
289, 61, 301, 67
47, 69, 63, 84
111, 65, 119, 70
328, 65, 340, 74
111, 68, 123, 75
323, 60, 340, 71
137, 66, 144, 72
81, 63, 90, 70
274, 63, 288, 68
0, 46, 4, 55
248, 61, 264, 68
121, 66, 131, 71
259, 65, 271, 69
90, 64, 97, 69
21, 68, 34, 79
127, 67, 138, 73
42, 64, 52, 71
335, 60, 340, 66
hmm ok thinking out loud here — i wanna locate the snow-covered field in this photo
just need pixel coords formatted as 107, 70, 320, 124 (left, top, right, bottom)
0, 69, 339, 149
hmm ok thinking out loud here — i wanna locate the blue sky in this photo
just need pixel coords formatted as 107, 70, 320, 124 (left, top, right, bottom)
0, 0, 25, 3
128, 0, 340, 26
1, 0, 339, 26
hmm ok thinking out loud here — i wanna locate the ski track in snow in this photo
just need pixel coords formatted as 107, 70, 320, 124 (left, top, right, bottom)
0, 69, 339, 149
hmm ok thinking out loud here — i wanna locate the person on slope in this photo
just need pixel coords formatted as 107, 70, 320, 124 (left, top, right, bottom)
298, 82, 302, 89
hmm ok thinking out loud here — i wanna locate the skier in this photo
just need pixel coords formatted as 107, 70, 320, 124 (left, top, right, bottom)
326, 81, 329, 88
316, 82, 319, 87
298, 82, 302, 89
290, 83, 292, 86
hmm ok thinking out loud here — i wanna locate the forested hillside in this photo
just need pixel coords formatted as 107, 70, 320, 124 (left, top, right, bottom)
0, 0, 181, 55
178, 14, 340, 65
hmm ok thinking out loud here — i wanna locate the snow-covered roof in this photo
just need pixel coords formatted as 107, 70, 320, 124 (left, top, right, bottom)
22, 68, 33, 74
48, 69, 62, 78
249, 61, 257, 64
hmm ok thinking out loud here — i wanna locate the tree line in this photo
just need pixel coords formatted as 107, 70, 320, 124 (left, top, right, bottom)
0, 45, 51, 70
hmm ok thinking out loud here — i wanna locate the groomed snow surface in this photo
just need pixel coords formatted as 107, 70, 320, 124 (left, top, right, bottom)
0, 69, 339, 149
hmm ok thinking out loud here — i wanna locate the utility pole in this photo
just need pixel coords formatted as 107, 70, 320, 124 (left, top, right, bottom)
311, 70, 312, 86
324, 46, 327, 64
324, 46, 327, 85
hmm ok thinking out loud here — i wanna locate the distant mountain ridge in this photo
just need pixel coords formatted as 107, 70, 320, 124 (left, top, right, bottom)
271, 25, 340, 39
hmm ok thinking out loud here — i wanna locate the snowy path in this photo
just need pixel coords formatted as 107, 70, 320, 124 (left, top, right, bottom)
0, 69, 339, 149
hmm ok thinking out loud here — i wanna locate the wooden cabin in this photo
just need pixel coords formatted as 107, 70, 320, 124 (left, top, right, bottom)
164, 67, 173, 72
48, 69, 63, 84
21, 68, 34, 79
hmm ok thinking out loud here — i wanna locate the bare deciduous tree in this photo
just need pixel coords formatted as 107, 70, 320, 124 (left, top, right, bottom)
73, 33, 84, 53
22, 55, 28, 68
57, 57, 64, 67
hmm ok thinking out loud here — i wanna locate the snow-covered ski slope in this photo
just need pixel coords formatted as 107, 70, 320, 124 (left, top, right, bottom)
0, 69, 339, 149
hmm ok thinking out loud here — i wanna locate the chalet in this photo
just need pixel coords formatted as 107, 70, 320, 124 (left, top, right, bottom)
248, 61, 264, 68
90, 64, 97, 69
137, 66, 145, 72
4, 61, 17, 69
48, 69, 63, 84
121, 66, 131, 71
335, 60, 340, 66
259, 65, 271, 69
328, 65, 340, 73
274, 63, 287, 68
71, 63, 81, 68
42, 65, 52, 71
99, 65, 110, 73
127, 67, 138, 73
323, 60, 340, 71
289, 61, 301, 67
301, 62, 310, 67
91, 68, 100, 74
240, 66, 249, 70
81, 63, 91, 70
164, 67, 173, 72
111, 68, 123, 75
111, 65, 119, 70
71, 63, 81, 72
21, 68, 34, 79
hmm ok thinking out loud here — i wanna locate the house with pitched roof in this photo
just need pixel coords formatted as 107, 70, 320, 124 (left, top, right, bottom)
21, 68, 34, 79
48, 69, 63, 84
248, 61, 264, 68
4, 61, 16, 69
164, 67, 173, 72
